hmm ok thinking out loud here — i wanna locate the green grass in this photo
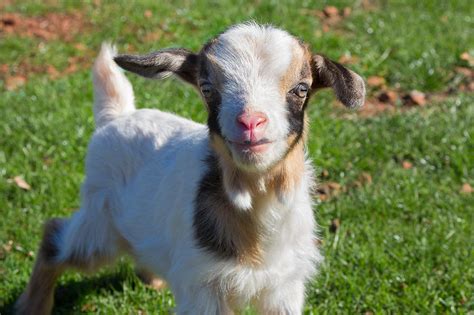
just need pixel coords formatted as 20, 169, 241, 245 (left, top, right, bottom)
1, 0, 473, 314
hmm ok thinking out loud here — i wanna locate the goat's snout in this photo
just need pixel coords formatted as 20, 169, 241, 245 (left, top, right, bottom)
236, 111, 268, 144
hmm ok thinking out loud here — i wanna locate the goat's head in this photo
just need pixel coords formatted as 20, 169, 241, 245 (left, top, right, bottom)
115, 22, 365, 173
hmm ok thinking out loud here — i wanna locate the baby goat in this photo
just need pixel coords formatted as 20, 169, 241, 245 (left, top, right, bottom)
16, 22, 365, 314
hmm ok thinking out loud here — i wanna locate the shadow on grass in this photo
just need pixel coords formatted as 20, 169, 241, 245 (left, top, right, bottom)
0, 272, 128, 314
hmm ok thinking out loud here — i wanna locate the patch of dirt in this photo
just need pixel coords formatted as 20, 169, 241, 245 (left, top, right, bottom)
1, 53, 92, 90
0, 11, 88, 42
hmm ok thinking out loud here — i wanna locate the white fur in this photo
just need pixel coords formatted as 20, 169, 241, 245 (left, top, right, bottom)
208, 23, 297, 171
55, 25, 321, 314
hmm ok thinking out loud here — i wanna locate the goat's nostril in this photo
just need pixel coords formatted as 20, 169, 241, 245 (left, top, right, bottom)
255, 117, 267, 127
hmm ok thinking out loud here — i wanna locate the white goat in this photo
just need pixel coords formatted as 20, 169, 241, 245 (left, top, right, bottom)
16, 22, 365, 314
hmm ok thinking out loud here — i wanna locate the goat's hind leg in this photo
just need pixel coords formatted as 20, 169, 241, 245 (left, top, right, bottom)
15, 218, 66, 315
15, 207, 122, 315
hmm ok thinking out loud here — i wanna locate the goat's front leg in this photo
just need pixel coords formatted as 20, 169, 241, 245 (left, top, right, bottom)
174, 285, 233, 315
255, 281, 305, 315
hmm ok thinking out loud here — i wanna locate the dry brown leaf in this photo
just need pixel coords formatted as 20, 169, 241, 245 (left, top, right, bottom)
402, 90, 427, 106
402, 161, 413, 169
338, 54, 359, 65
323, 6, 339, 17
367, 75, 386, 87
73, 43, 87, 51
460, 52, 474, 66
461, 183, 473, 194
329, 218, 340, 233
46, 65, 60, 79
342, 7, 352, 17
81, 303, 97, 312
378, 90, 398, 103
3, 240, 13, 252
455, 67, 473, 77
5, 75, 26, 91
0, 64, 9, 75
13, 176, 31, 190
144, 10, 153, 18
359, 172, 373, 185
321, 169, 329, 178
327, 182, 342, 191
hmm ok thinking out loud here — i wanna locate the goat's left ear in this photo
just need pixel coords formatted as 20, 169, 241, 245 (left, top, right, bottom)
114, 48, 199, 86
311, 54, 365, 109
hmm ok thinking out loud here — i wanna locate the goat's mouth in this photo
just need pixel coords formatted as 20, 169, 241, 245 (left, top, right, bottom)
227, 139, 272, 154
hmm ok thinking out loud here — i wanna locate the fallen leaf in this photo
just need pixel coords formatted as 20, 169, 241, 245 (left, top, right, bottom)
461, 183, 473, 194
367, 75, 385, 87
329, 218, 340, 233
144, 9, 153, 18
3, 240, 13, 252
342, 7, 352, 17
81, 303, 97, 312
46, 65, 60, 79
402, 161, 413, 169
403, 90, 427, 106
359, 172, 373, 185
5, 75, 26, 91
378, 90, 398, 103
73, 43, 87, 51
460, 52, 474, 66
455, 67, 473, 77
323, 6, 339, 17
13, 176, 31, 190
338, 54, 359, 65
0, 64, 9, 75
327, 182, 342, 191
321, 169, 329, 178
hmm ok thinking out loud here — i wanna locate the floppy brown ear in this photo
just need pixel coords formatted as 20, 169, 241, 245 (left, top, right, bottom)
311, 54, 365, 109
114, 48, 199, 86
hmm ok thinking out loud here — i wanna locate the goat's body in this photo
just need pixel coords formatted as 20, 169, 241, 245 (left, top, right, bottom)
18, 22, 366, 314
57, 106, 319, 312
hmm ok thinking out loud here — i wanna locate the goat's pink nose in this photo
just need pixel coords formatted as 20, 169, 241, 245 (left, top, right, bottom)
236, 112, 268, 131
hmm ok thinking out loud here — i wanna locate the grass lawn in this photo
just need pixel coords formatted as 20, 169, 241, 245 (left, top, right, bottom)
1, 0, 473, 313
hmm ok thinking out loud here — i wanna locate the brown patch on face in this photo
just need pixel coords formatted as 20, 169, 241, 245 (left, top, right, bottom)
279, 43, 313, 97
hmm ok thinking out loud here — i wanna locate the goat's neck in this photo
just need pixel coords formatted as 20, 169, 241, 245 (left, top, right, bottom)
195, 135, 307, 266
211, 135, 306, 211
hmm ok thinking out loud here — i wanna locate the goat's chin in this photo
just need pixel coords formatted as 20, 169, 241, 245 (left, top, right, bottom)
229, 142, 286, 173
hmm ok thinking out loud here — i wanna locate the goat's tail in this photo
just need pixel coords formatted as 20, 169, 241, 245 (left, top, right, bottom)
92, 43, 135, 128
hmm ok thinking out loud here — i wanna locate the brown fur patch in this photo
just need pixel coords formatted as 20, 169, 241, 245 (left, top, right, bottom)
196, 132, 307, 266
195, 135, 264, 266
265, 134, 306, 197
279, 44, 313, 97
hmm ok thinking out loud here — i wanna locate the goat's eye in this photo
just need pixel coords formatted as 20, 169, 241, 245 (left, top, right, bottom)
200, 83, 213, 98
293, 83, 309, 98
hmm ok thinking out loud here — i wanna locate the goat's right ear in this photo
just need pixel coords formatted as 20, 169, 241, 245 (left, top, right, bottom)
114, 48, 199, 86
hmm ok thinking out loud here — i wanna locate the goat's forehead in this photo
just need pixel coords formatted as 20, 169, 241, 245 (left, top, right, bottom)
204, 24, 304, 83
